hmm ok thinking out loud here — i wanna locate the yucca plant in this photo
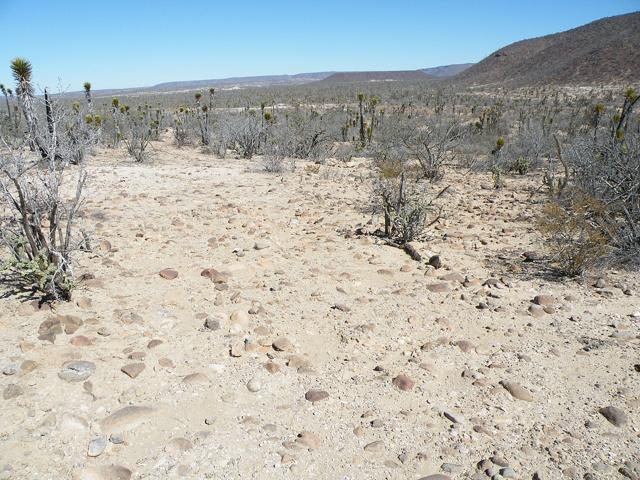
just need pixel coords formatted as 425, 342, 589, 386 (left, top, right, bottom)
11, 57, 43, 155
208, 87, 215, 110
110, 97, 122, 147
83, 82, 93, 112
612, 88, 639, 141
193, 91, 210, 146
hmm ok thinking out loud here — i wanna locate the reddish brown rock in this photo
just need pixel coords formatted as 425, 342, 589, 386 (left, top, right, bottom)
70, 335, 93, 347
454, 340, 475, 353
392, 374, 415, 391
305, 389, 329, 403
264, 362, 281, 374
159, 269, 178, 280
38, 317, 62, 342
121, 363, 145, 378
533, 294, 555, 306
200, 268, 229, 283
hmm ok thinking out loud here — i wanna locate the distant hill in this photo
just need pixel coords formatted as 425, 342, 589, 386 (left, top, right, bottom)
421, 63, 474, 78
86, 69, 438, 97
88, 72, 336, 98
452, 12, 640, 87
149, 72, 335, 92
317, 70, 433, 84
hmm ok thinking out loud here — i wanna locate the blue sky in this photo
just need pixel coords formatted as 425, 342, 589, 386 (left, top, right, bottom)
0, 0, 638, 90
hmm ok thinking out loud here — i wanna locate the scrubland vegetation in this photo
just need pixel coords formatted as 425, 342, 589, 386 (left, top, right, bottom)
0, 57, 638, 300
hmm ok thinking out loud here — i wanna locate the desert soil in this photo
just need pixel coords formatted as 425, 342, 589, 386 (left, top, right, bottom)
1, 142, 639, 480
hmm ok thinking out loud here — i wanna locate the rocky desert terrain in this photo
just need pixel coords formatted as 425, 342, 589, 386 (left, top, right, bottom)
1, 142, 638, 480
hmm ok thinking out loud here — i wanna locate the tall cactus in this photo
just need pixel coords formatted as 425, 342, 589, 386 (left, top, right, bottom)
11, 57, 47, 157
208, 87, 215, 111
368, 95, 379, 143
44, 88, 54, 135
357, 93, 366, 145
83, 82, 93, 113
194, 91, 210, 146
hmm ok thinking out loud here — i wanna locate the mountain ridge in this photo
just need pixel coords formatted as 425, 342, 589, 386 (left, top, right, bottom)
451, 12, 640, 87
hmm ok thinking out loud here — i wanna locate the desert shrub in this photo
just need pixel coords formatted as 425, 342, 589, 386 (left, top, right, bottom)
333, 142, 356, 162
474, 104, 504, 133
267, 110, 336, 162
539, 89, 640, 274
457, 129, 498, 167
377, 158, 404, 179
374, 171, 448, 243
122, 107, 154, 162
173, 107, 192, 147
304, 164, 320, 174
261, 138, 295, 173
503, 119, 547, 174
371, 132, 449, 244
67, 102, 101, 165
375, 115, 464, 181
0, 58, 88, 300
538, 194, 612, 276
222, 114, 264, 159
262, 154, 294, 173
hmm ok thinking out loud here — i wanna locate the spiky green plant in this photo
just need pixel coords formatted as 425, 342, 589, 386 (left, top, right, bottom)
11, 58, 33, 93
83, 82, 93, 112
613, 87, 640, 141
11, 57, 46, 156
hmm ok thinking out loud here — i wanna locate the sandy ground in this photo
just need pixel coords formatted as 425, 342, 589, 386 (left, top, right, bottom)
0, 141, 638, 480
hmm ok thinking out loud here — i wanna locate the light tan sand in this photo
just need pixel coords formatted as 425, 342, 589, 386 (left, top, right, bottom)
0, 141, 638, 479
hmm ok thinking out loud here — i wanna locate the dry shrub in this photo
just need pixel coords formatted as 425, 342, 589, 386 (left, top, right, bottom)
377, 158, 403, 179
304, 164, 320, 174
538, 193, 612, 276
374, 170, 447, 244
375, 115, 464, 182
538, 89, 640, 275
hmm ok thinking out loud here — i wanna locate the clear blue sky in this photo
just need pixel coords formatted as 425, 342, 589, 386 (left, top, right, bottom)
1, 0, 638, 90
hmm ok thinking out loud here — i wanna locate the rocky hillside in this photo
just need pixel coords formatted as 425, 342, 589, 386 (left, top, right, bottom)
452, 12, 640, 87
421, 63, 474, 78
